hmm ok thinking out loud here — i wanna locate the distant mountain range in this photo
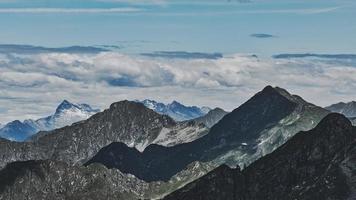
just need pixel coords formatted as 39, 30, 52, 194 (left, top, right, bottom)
0, 100, 218, 169
0, 100, 99, 141
325, 101, 356, 118
136, 99, 211, 121
0, 99, 215, 142
164, 113, 356, 200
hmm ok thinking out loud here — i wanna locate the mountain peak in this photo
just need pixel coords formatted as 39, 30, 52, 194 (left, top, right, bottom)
169, 100, 184, 107
8, 120, 22, 126
0, 100, 99, 141
56, 100, 75, 112
314, 113, 352, 131
55, 100, 99, 114
108, 100, 174, 122
260, 86, 307, 105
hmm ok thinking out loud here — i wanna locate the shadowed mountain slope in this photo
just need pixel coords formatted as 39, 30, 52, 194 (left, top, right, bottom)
164, 113, 356, 200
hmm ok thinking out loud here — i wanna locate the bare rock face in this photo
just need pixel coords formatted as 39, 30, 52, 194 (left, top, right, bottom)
163, 113, 356, 200
0, 101, 208, 169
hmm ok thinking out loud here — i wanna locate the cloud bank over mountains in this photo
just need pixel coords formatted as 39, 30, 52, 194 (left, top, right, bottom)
1, 47, 356, 123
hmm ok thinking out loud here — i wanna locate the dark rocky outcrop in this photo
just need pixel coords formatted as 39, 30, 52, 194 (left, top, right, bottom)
164, 113, 356, 200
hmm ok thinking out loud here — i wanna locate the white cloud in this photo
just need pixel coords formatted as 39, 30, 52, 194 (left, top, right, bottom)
1, 51, 356, 123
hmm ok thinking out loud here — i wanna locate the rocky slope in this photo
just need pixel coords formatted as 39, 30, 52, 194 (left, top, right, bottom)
350, 117, 356, 126
0, 159, 213, 200
164, 113, 356, 200
0, 100, 99, 141
86, 86, 329, 182
137, 99, 210, 121
326, 101, 356, 118
191, 108, 228, 128
0, 160, 142, 200
0, 101, 208, 169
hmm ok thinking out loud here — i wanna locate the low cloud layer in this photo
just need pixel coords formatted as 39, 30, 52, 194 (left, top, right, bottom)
141, 51, 223, 59
1, 50, 356, 123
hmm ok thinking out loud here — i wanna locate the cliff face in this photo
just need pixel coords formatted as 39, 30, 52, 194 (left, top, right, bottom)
164, 113, 356, 200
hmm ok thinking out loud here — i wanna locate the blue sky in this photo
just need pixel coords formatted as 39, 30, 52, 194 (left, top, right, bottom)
0, 0, 355, 55
1, 0, 356, 123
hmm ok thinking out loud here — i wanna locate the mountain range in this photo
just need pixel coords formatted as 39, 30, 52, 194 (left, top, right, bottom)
0, 100, 217, 169
0, 86, 354, 200
0, 99, 215, 142
137, 99, 211, 121
85, 86, 329, 182
325, 101, 356, 118
0, 100, 99, 141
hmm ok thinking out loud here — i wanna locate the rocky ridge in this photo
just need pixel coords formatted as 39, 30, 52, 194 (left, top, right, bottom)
164, 113, 356, 200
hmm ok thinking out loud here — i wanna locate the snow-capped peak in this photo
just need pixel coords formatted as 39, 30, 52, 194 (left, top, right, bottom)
0, 100, 100, 141
137, 99, 211, 121
36, 100, 99, 131
55, 100, 99, 115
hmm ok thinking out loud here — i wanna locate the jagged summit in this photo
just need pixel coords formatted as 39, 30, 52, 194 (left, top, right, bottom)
55, 100, 99, 114
56, 100, 73, 111
260, 85, 308, 105
136, 99, 211, 121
